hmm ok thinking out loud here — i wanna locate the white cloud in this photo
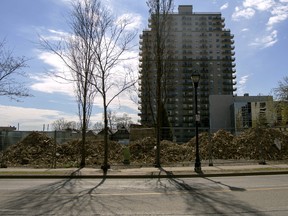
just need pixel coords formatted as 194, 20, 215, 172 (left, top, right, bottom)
232, 7, 255, 20
237, 75, 250, 95
266, 4, 288, 30
31, 74, 74, 96
233, 0, 288, 30
37, 51, 66, 72
232, 0, 288, 47
241, 28, 249, 32
0, 101, 139, 131
220, 3, 229, 10
239, 75, 249, 85
116, 13, 143, 31
249, 30, 278, 48
41, 29, 70, 41
31, 50, 74, 96
0, 105, 78, 131
243, 0, 275, 11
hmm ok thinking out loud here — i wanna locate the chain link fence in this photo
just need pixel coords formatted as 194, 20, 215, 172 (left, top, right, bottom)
0, 130, 81, 151
1, 126, 288, 168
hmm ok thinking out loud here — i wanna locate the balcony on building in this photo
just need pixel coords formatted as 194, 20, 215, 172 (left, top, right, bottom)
223, 56, 235, 61
221, 32, 234, 39
223, 74, 232, 79
222, 39, 234, 44
200, 63, 209, 67
222, 50, 234, 55
223, 80, 234, 85
223, 62, 236, 67
223, 86, 233, 91
200, 45, 208, 49
212, 16, 222, 21
222, 45, 235, 50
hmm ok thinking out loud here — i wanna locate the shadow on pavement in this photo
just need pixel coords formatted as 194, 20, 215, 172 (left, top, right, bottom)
156, 166, 262, 215
203, 176, 246, 192
0, 167, 265, 215
0, 174, 114, 215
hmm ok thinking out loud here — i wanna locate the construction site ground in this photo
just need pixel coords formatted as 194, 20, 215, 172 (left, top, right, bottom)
1, 128, 288, 178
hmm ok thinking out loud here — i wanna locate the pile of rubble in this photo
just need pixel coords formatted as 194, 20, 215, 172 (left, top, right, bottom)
129, 128, 288, 164
1, 128, 288, 168
60, 139, 124, 166
1, 132, 124, 168
129, 138, 193, 165
186, 128, 288, 161
1, 132, 55, 167
232, 128, 288, 160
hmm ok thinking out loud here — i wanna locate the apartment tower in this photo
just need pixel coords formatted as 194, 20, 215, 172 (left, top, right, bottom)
139, 5, 236, 142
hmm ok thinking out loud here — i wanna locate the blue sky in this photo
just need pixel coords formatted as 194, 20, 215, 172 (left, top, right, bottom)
0, 0, 287, 131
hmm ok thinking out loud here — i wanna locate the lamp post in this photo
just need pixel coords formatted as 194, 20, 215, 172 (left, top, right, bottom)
191, 73, 201, 173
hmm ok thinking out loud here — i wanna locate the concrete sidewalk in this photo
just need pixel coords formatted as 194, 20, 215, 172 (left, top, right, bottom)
1, 163, 288, 178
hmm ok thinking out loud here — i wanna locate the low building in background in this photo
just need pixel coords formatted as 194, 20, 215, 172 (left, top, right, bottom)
210, 94, 278, 134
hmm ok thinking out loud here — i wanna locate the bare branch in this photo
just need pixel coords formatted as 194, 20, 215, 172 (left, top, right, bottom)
274, 76, 288, 101
0, 39, 31, 100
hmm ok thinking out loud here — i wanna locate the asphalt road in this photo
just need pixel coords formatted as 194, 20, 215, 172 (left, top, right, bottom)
0, 175, 288, 215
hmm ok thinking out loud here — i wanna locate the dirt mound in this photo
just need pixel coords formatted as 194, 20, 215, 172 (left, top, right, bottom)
129, 137, 156, 164
2, 132, 55, 167
1, 132, 125, 168
1, 128, 288, 168
56, 139, 124, 167
233, 128, 288, 160
192, 128, 288, 160
128, 138, 193, 165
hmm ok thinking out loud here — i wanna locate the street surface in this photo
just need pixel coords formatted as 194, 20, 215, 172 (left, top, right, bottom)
0, 175, 288, 215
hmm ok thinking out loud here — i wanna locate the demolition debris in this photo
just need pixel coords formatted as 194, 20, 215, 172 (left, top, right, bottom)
1, 128, 287, 168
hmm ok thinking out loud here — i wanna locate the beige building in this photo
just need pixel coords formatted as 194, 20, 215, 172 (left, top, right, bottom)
139, 5, 236, 142
209, 94, 277, 134
233, 96, 276, 133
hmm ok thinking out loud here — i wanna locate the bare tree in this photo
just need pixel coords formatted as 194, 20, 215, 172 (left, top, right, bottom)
40, 0, 99, 167
92, 121, 104, 133
274, 76, 288, 101
115, 113, 133, 129
146, 0, 174, 167
41, 0, 137, 170
107, 109, 116, 131
77, 0, 136, 172
52, 118, 77, 131
99, 111, 134, 132
89, 1, 137, 172
70, 0, 138, 171
274, 76, 288, 127
0, 39, 30, 100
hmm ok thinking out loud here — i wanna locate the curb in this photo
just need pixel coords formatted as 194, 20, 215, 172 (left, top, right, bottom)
1, 169, 288, 179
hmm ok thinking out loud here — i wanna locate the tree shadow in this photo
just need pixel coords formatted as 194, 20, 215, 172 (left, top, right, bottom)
87, 172, 107, 194
203, 176, 246, 192
157, 167, 265, 215
0, 173, 114, 215
0, 167, 267, 215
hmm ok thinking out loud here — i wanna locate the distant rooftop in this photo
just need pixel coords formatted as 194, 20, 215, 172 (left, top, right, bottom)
0, 126, 16, 131
178, 5, 193, 14
177, 5, 221, 15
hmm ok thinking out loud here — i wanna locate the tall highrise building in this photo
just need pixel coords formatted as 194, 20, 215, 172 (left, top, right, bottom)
138, 5, 236, 142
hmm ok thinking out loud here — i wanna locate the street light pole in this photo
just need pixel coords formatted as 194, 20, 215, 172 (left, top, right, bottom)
191, 73, 201, 173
